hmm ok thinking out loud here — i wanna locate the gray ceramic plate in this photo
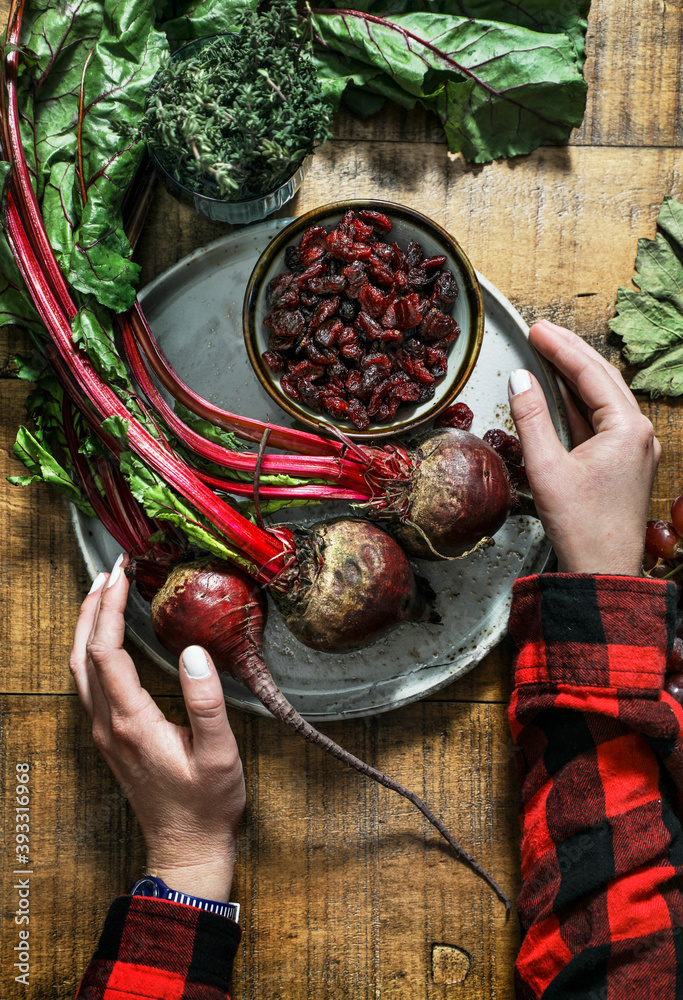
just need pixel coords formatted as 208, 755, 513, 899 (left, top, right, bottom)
71, 219, 568, 721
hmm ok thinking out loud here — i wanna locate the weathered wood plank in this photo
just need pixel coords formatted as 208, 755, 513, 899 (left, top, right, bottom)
0, 695, 520, 999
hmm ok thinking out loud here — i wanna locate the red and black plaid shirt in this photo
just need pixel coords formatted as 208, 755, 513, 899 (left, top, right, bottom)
76, 573, 683, 999
75, 895, 240, 999
509, 574, 683, 999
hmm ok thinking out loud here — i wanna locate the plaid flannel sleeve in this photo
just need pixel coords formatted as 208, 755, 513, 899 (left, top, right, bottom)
508, 574, 683, 1000
74, 896, 241, 999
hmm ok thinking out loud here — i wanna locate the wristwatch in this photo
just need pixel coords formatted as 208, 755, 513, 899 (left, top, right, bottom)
129, 874, 240, 923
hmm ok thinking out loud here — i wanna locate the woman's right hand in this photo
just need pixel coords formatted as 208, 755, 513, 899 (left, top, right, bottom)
508, 320, 660, 577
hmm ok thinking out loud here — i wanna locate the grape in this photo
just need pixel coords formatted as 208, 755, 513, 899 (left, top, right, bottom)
672, 495, 683, 537
649, 562, 683, 602
668, 637, 683, 675
666, 671, 683, 705
645, 520, 682, 561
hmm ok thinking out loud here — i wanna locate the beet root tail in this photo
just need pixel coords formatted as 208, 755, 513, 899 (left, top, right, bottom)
243, 654, 510, 913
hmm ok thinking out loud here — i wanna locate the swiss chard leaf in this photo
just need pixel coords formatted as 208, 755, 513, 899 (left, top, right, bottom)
612, 197, 683, 397
9, 424, 95, 515
330, 1, 590, 62
14, 0, 168, 312
312, 11, 587, 163
118, 449, 253, 569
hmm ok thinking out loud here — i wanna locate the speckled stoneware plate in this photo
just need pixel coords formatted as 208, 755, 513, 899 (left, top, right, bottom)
71, 219, 568, 722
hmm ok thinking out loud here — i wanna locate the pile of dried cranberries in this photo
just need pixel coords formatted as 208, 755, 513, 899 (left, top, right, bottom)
261, 209, 461, 431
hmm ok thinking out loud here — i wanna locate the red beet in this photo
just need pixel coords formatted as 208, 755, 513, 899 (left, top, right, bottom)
150, 556, 510, 911
385, 429, 513, 560
271, 517, 438, 651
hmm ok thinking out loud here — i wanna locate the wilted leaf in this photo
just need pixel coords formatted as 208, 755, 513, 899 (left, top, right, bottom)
612, 197, 683, 396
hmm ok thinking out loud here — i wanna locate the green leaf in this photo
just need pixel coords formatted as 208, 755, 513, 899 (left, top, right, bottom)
612, 196, 683, 397
15, 0, 168, 312
158, 0, 258, 50
312, 11, 587, 162
10, 425, 95, 515
71, 306, 130, 385
174, 402, 247, 453
118, 450, 255, 570
630, 342, 683, 398
329, 1, 590, 61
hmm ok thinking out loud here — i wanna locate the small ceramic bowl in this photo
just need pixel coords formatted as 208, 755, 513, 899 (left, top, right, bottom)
243, 201, 484, 439
146, 35, 311, 225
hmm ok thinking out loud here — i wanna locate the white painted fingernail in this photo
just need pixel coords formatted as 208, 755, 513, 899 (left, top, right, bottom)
509, 369, 532, 396
88, 572, 107, 595
106, 554, 125, 590
182, 646, 211, 679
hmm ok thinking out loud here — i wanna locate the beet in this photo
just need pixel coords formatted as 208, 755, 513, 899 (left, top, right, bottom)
149, 556, 510, 911
387, 429, 514, 560
271, 517, 438, 651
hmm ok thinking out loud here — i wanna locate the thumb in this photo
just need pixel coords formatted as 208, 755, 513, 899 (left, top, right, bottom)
508, 368, 566, 479
179, 645, 236, 757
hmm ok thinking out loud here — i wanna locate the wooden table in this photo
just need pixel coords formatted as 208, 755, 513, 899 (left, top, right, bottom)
1, 3, 681, 996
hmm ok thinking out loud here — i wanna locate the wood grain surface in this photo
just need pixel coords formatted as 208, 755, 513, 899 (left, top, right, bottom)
1, 1, 682, 997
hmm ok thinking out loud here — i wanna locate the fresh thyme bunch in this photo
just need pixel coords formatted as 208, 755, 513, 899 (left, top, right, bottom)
144, 2, 332, 202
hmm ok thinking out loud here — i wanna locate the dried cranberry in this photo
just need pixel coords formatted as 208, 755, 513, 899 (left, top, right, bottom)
375, 328, 404, 344
355, 310, 383, 340
298, 261, 327, 288
300, 226, 327, 251
340, 343, 363, 363
406, 267, 434, 292
352, 218, 375, 242
435, 402, 474, 431
323, 395, 348, 420
419, 307, 457, 341
343, 262, 368, 298
359, 283, 388, 318
406, 240, 424, 267
371, 242, 393, 264
394, 269, 408, 291
411, 359, 435, 384
367, 257, 395, 286
483, 429, 509, 453
306, 341, 332, 365
348, 398, 370, 430
432, 270, 459, 307
426, 346, 447, 378
299, 290, 318, 309
262, 350, 284, 373
281, 375, 302, 402
284, 245, 304, 274
266, 272, 299, 309
329, 360, 349, 381
361, 352, 392, 372
391, 243, 407, 272
358, 209, 392, 234
315, 317, 343, 348
264, 308, 305, 341
421, 255, 447, 270
346, 370, 363, 397
394, 293, 423, 330
310, 296, 340, 329
307, 275, 347, 295
299, 376, 323, 408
